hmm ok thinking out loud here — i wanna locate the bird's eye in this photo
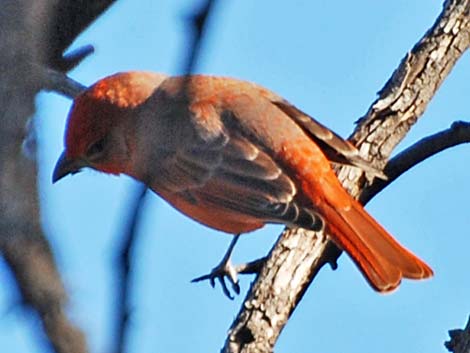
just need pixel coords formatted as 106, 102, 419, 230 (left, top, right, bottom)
86, 138, 106, 159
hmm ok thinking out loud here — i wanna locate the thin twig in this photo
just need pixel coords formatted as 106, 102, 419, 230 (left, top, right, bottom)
361, 120, 470, 204
114, 185, 147, 353
40, 65, 87, 98
184, 0, 217, 74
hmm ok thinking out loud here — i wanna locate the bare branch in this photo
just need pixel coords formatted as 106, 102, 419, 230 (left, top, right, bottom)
114, 185, 147, 353
1, 236, 88, 353
183, 0, 218, 74
361, 120, 470, 204
47, 0, 117, 71
223, 1, 470, 352
1, 0, 120, 352
446, 317, 470, 353
59, 45, 95, 72
0, 1, 90, 353
41, 65, 87, 98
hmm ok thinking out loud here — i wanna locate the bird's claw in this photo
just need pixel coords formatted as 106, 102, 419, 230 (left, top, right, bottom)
192, 259, 241, 299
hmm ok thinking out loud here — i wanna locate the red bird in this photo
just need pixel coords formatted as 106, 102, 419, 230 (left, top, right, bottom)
53, 71, 433, 293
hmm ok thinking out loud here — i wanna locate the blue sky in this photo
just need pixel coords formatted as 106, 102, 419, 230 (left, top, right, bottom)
1, 1, 469, 352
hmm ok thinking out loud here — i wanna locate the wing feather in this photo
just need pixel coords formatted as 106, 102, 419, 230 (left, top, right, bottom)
150, 96, 323, 231
272, 100, 386, 179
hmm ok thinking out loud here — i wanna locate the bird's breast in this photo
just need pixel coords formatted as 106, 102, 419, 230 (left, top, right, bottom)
154, 187, 265, 234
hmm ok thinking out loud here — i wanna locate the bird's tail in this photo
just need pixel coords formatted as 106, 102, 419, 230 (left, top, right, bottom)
320, 197, 433, 292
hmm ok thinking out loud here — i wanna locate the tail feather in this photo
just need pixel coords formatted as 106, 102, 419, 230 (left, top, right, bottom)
320, 199, 433, 292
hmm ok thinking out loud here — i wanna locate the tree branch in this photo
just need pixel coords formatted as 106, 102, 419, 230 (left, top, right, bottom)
114, 185, 147, 353
47, 0, 117, 71
0, 2, 88, 353
446, 317, 470, 353
361, 120, 470, 204
223, 1, 470, 352
41, 65, 87, 98
0, 1, 117, 352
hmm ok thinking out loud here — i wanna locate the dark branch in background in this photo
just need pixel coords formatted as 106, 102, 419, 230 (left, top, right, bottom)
113, 2, 217, 353
114, 184, 147, 353
223, 1, 470, 352
361, 120, 470, 204
47, 0, 117, 71
184, 0, 217, 74
0, 1, 117, 353
41, 65, 87, 98
59, 45, 95, 72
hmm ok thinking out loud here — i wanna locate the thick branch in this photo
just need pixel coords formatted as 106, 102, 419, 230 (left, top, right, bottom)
0, 2, 88, 353
223, 1, 470, 352
0, 1, 117, 352
47, 0, 117, 71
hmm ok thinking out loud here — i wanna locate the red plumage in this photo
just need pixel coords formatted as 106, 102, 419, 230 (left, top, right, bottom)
54, 72, 433, 292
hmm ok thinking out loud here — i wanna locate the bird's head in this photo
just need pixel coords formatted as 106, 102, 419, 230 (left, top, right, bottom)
53, 71, 167, 183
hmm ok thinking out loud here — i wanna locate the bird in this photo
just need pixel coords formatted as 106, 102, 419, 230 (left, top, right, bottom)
53, 71, 433, 294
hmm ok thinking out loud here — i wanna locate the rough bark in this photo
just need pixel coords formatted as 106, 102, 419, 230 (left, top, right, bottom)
223, 1, 470, 352
446, 317, 470, 353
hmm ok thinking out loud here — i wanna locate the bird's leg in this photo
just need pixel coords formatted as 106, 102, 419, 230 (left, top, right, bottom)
192, 234, 243, 299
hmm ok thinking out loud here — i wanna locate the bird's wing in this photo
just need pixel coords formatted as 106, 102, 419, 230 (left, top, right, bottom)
151, 98, 321, 230
270, 99, 386, 179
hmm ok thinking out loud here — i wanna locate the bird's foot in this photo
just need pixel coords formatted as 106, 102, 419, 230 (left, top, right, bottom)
192, 258, 240, 299
191, 256, 267, 299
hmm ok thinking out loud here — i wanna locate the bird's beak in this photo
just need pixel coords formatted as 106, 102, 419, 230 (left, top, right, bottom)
52, 151, 84, 183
